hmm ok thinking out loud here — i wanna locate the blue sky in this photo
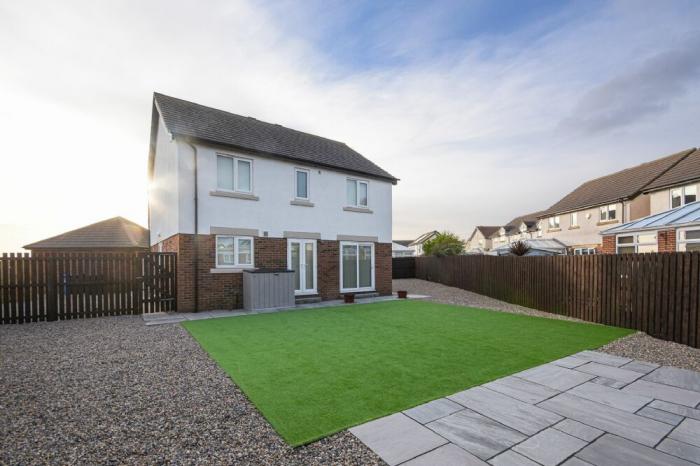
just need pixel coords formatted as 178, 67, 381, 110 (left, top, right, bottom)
0, 0, 699, 249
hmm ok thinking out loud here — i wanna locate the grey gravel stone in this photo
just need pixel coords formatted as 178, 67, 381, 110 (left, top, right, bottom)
0, 316, 384, 466
598, 332, 700, 373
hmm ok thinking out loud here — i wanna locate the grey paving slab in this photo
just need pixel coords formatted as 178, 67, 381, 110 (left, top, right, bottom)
349, 413, 447, 466
552, 356, 589, 369
657, 438, 700, 464
515, 364, 595, 391
644, 366, 700, 393
483, 376, 560, 404
427, 409, 526, 460
574, 362, 644, 384
571, 350, 632, 367
488, 450, 541, 466
669, 418, 700, 448
513, 427, 587, 466
621, 360, 660, 374
562, 458, 594, 466
402, 443, 487, 466
568, 382, 651, 413
636, 406, 684, 426
576, 434, 694, 466
403, 398, 463, 424
537, 393, 673, 446
622, 379, 700, 407
649, 399, 700, 420
448, 386, 562, 435
590, 376, 627, 389
554, 419, 604, 442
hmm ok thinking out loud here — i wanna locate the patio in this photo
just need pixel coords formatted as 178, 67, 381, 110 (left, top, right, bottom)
351, 350, 700, 466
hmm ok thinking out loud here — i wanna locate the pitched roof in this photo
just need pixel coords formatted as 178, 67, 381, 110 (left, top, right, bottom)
488, 212, 544, 238
409, 231, 439, 246
393, 240, 413, 247
601, 201, 700, 235
24, 217, 149, 250
152, 93, 397, 183
643, 149, 700, 192
467, 226, 500, 241
540, 148, 696, 217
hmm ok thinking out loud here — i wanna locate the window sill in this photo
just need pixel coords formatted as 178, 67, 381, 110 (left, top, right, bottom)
568, 226, 581, 230
210, 190, 259, 201
547, 228, 561, 233
210, 267, 254, 274
290, 199, 314, 207
597, 220, 619, 226
343, 206, 373, 214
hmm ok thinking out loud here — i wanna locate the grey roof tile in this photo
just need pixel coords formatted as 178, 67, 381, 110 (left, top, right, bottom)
24, 217, 149, 250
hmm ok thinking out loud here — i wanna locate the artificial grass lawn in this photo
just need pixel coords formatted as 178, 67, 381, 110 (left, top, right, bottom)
183, 300, 633, 446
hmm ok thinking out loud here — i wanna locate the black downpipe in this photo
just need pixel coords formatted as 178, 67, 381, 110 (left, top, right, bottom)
190, 143, 199, 312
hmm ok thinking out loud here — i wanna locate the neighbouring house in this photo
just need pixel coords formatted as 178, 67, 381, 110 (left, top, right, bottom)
408, 231, 439, 256
537, 148, 697, 254
600, 201, 700, 254
464, 226, 500, 253
488, 212, 544, 249
488, 238, 568, 256
148, 93, 398, 312
24, 217, 149, 255
391, 241, 415, 257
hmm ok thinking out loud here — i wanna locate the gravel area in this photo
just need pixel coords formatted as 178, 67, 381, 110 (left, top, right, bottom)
396, 278, 700, 372
0, 316, 382, 466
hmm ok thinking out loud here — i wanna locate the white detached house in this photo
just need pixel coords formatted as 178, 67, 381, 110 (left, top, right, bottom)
148, 93, 398, 311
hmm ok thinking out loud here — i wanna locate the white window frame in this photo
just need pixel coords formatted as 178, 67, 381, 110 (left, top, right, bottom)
548, 216, 560, 229
215, 235, 255, 268
339, 241, 375, 293
677, 227, 700, 251
216, 153, 254, 194
616, 233, 657, 254
670, 184, 698, 208
600, 204, 617, 222
294, 168, 310, 200
287, 238, 317, 295
346, 178, 369, 208
573, 247, 595, 255
571, 212, 578, 227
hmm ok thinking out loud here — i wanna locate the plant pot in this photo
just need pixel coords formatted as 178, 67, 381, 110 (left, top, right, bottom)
344, 293, 355, 304
397, 290, 408, 299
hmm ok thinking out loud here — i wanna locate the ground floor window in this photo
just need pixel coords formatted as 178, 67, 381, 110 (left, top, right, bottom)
616, 233, 657, 254
678, 228, 700, 252
216, 235, 254, 267
340, 241, 374, 292
574, 248, 596, 255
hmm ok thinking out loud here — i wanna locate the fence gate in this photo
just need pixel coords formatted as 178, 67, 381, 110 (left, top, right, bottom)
0, 252, 177, 324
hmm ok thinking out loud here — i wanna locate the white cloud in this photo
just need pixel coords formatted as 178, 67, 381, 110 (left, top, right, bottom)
0, 0, 698, 250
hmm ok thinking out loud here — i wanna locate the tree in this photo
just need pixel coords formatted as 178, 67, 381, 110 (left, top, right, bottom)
423, 232, 465, 257
508, 240, 531, 256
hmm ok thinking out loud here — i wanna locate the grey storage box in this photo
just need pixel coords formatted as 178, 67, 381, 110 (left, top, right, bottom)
243, 268, 295, 311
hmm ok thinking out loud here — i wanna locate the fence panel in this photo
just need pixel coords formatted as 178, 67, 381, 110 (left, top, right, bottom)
0, 252, 177, 324
415, 252, 700, 348
392, 257, 416, 279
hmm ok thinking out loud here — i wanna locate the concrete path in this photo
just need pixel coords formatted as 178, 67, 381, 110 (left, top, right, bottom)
142, 294, 430, 326
350, 351, 700, 466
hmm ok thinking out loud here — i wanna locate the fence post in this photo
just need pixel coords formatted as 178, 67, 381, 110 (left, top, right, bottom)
46, 254, 58, 321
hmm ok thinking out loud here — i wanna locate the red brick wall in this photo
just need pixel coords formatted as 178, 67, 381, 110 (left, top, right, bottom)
657, 229, 677, 253
601, 235, 616, 254
151, 235, 392, 312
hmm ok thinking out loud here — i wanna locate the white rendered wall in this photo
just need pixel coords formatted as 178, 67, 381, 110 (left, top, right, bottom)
148, 116, 180, 245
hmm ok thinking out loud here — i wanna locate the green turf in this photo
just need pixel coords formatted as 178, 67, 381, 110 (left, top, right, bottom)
183, 300, 633, 446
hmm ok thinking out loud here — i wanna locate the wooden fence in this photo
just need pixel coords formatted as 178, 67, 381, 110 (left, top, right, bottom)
416, 253, 700, 348
0, 252, 177, 324
392, 257, 416, 279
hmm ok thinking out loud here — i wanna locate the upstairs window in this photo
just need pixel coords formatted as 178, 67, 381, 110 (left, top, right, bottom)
571, 212, 578, 227
548, 216, 560, 229
347, 179, 368, 207
217, 154, 252, 193
295, 169, 309, 199
216, 236, 254, 268
600, 204, 617, 221
671, 185, 697, 208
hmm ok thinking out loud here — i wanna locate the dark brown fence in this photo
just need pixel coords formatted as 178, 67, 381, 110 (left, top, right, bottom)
0, 252, 177, 324
392, 257, 416, 279
416, 253, 700, 348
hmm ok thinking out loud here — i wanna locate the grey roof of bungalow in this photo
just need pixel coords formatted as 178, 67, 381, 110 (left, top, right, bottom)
600, 201, 700, 235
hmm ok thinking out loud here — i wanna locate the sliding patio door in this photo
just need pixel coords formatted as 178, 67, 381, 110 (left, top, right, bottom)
288, 239, 317, 295
340, 242, 374, 292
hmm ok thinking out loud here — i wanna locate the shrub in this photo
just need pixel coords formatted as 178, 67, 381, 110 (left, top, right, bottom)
423, 232, 465, 257
509, 240, 531, 256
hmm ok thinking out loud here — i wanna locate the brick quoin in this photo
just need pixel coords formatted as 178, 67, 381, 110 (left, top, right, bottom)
153, 234, 392, 312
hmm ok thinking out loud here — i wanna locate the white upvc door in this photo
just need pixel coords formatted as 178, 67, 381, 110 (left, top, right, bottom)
340, 241, 375, 293
288, 239, 317, 295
